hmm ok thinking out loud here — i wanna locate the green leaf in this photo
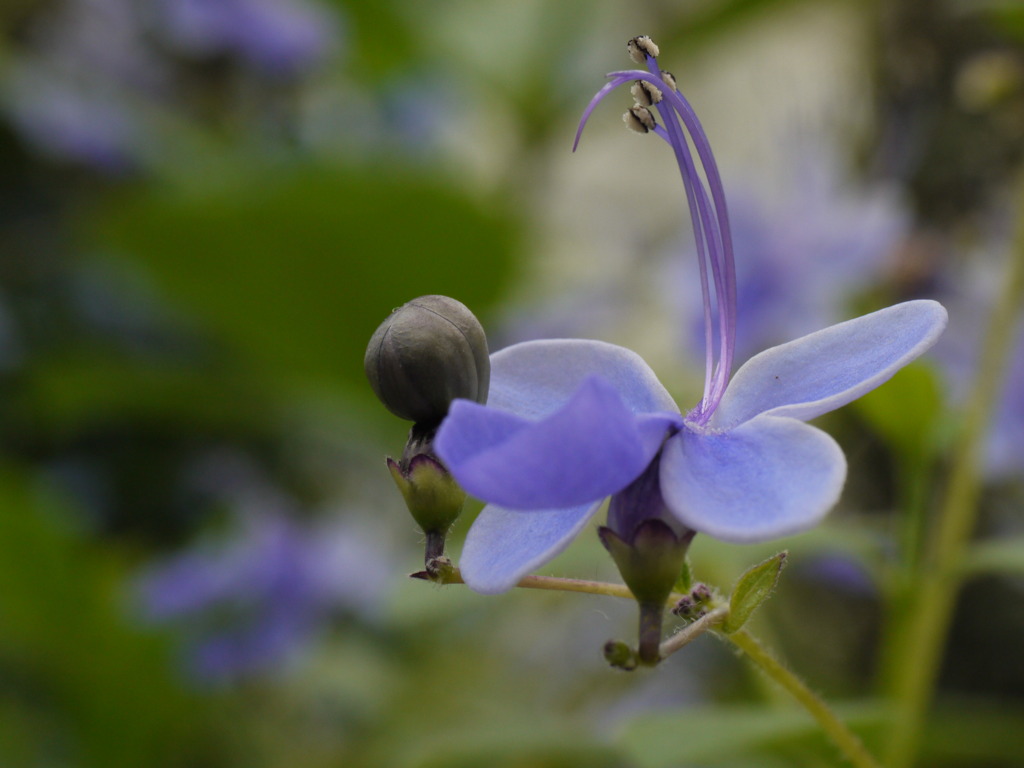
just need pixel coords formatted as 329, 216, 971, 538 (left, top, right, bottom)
854, 362, 945, 463
86, 162, 517, 401
0, 465, 215, 768
675, 556, 694, 593
723, 551, 787, 633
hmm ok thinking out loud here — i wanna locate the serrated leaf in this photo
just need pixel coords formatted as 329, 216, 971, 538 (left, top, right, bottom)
723, 551, 787, 633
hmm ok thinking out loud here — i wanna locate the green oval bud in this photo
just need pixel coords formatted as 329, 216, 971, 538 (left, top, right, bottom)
365, 295, 490, 426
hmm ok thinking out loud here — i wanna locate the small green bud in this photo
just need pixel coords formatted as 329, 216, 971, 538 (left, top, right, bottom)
387, 453, 466, 558
604, 640, 638, 671
365, 295, 490, 427
599, 520, 693, 607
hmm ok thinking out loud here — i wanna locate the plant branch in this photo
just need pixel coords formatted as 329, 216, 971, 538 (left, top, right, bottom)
727, 629, 883, 768
881, 175, 1024, 768
411, 565, 646, 600
659, 606, 728, 657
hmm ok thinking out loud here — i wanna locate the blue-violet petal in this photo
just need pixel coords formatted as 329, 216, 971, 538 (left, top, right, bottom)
660, 414, 846, 542
710, 300, 947, 427
488, 338, 679, 419
460, 501, 603, 594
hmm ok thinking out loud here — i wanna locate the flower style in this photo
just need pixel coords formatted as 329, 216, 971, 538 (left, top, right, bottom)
434, 36, 948, 597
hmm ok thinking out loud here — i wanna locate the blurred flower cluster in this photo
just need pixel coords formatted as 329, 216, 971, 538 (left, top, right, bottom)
3, 0, 341, 171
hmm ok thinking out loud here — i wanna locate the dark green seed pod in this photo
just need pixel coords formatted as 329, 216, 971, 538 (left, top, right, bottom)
365, 295, 490, 426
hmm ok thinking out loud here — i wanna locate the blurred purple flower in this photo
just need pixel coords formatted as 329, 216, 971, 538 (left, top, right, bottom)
137, 508, 391, 683
1, 0, 167, 170
669, 149, 907, 364
5, 71, 139, 171
155, 0, 341, 76
933, 241, 1024, 478
2, 0, 342, 171
432, 39, 947, 595
801, 553, 877, 596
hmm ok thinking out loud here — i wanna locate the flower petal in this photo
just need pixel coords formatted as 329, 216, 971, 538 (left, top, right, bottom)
459, 501, 603, 594
436, 376, 677, 509
660, 415, 847, 543
488, 338, 678, 418
711, 300, 948, 427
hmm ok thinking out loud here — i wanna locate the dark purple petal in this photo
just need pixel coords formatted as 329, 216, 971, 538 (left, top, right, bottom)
436, 376, 675, 510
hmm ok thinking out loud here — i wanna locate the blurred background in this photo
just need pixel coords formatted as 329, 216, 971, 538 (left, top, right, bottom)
1, 0, 1023, 766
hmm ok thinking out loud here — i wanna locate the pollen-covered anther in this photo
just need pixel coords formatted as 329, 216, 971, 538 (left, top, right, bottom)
627, 35, 659, 64
623, 105, 656, 134
661, 71, 678, 91
631, 80, 663, 106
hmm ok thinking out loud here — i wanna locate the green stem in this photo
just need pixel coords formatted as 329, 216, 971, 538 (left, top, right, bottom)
881, 178, 1024, 768
659, 606, 728, 657
637, 601, 664, 665
728, 630, 883, 768
413, 566, 645, 600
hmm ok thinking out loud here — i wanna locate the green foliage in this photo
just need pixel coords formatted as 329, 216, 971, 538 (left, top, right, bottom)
0, 465, 216, 768
723, 551, 787, 634
88, 162, 517, 401
854, 363, 945, 464
674, 556, 694, 593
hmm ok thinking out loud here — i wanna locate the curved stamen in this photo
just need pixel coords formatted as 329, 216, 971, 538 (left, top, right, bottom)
609, 68, 737, 417
650, 122, 718, 411
575, 68, 720, 409
575, 47, 738, 424
573, 75, 634, 152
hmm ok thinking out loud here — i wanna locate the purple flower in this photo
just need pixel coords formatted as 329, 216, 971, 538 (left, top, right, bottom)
155, 0, 340, 76
6, 63, 143, 172
136, 508, 390, 683
933, 242, 1024, 478
669, 152, 908, 364
434, 38, 947, 595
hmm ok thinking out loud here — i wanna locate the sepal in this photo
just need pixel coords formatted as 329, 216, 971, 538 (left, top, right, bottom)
387, 453, 465, 554
598, 520, 692, 607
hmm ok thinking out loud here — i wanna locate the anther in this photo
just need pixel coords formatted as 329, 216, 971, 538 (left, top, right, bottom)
627, 36, 659, 65
631, 80, 663, 106
623, 105, 656, 134
661, 71, 678, 91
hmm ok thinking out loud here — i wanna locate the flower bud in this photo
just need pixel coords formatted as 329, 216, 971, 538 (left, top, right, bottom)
365, 295, 490, 427
387, 453, 465, 560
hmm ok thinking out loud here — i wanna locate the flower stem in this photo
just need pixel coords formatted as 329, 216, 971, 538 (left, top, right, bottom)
424, 532, 446, 564
659, 606, 728, 657
727, 629, 883, 768
637, 602, 664, 665
412, 565, 642, 600
881, 178, 1024, 768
